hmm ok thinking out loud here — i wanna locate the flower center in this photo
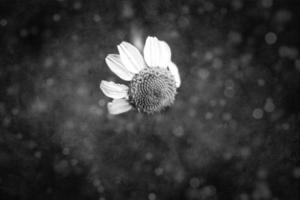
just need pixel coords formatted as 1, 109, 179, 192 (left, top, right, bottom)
128, 67, 177, 114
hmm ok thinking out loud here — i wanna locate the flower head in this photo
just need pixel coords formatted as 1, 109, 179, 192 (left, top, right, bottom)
100, 36, 181, 115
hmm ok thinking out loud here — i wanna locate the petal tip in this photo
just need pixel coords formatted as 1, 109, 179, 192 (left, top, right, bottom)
107, 99, 132, 115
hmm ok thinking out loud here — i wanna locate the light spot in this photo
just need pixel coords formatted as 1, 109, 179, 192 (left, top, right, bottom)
223, 152, 233, 160
89, 105, 103, 116
198, 69, 210, 80
293, 167, 300, 178
27, 140, 37, 149
209, 99, 217, 107
279, 46, 299, 59
72, 34, 79, 41
98, 99, 106, 107
70, 159, 78, 166
222, 112, 232, 121
265, 32, 277, 45
31, 99, 48, 113
154, 167, 164, 176
65, 120, 75, 129
181, 5, 190, 14
148, 193, 156, 200
212, 58, 223, 69
53, 14, 61, 22
11, 108, 19, 115
232, 0, 243, 10
282, 123, 290, 130
257, 79, 265, 86
7, 85, 18, 96
275, 9, 292, 24
97, 185, 104, 193
169, 30, 179, 39
219, 99, 226, 106
240, 147, 251, 158
145, 152, 153, 160
77, 85, 88, 97
173, 126, 184, 137
238, 193, 249, 200
205, 112, 213, 120
188, 109, 196, 117
59, 58, 67, 67
224, 88, 235, 98
197, 6, 204, 15
54, 160, 69, 175
46, 78, 55, 87
262, 0, 273, 8
190, 177, 201, 188
174, 170, 185, 183
228, 31, 242, 44
264, 98, 275, 112
257, 168, 268, 179
73, 2, 82, 10
252, 108, 264, 119
252, 182, 271, 199
44, 57, 54, 68
93, 179, 101, 187
20, 29, 28, 37
204, 51, 214, 61
122, 1, 134, 18
240, 53, 252, 65
190, 96, 199, 104
178, 16, 190, 29
0, 18, 8, 26
130, 24, 144, 51
200, 186, 217, 198
62, 147, 70, 155
34, 151, 42, 159
93, 14, 101, 22
204, 2, 215, 11
16, 133, 23, 140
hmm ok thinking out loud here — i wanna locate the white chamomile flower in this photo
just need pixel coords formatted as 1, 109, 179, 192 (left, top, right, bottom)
100, 36, 181, 115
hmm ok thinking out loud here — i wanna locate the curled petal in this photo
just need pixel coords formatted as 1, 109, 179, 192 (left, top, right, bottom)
143, 36, 171, 68
117, 42, 146, 74
100, 80, 129, 99
105, 54, 134, 81
107, 98, 132, 115
168, 62, 181, 88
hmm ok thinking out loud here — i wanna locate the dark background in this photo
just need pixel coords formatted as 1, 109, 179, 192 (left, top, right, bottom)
0, 0, 299, 199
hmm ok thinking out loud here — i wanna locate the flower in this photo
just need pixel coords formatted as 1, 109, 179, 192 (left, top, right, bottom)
100, 36, 181, 115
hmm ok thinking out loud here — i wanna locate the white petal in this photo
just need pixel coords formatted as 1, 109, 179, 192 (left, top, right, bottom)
168, 62, 181, 88
107, 99, 132, 115
143, 36, 171, 68
117, 42, 146, 74
144, 36, 160, 67
158, 41, 171, 68
105, 54, 134, 81
100, 80, 129, 99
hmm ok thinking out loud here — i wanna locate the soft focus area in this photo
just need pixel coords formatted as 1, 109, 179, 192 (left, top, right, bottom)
0, 0, 299, 199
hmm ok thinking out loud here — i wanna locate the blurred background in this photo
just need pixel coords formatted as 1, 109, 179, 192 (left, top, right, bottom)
0, 0, 299, 199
